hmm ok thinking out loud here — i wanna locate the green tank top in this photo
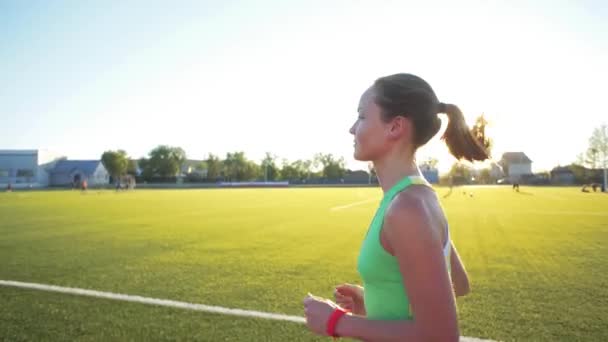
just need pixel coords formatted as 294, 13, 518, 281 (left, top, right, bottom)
356, 175, 451, 320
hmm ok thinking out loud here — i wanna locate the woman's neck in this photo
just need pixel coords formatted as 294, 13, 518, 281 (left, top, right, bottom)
373, 152, 421, 193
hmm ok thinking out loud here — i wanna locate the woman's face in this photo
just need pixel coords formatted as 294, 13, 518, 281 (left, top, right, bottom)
349, 87, 393, 161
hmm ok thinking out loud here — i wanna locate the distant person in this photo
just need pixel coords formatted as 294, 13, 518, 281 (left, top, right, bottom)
81, 180, 88, 192
6, 183, 12, 192
303, 73, 484, 340
443, 176, 454, 198
513, 182, 520, 192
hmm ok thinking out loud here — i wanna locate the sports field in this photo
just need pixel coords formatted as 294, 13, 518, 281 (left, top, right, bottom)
1, 186, 607, 341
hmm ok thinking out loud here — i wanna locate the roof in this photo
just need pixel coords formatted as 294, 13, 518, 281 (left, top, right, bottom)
501, 152, 532, 164
52, 160, 103, 176
551, 166, 574, 174
0, 150, 38, 156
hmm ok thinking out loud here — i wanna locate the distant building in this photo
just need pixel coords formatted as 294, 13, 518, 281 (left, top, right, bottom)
550, 166, 575, 185
50, 160, 109, 186
0, 150, 64, 187
0, 150, 109, 188
500, 152, 533, 182
551, 164, 604, 185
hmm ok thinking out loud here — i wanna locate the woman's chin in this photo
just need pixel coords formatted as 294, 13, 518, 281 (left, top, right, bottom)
353, 151, 368, 162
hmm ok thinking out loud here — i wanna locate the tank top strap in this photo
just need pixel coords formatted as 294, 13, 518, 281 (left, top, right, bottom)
382, 176, 413, 203
382, 175, 433, 203
408, 175, 433, 188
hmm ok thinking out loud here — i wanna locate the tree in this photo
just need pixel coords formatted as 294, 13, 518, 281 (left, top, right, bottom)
314, 153, 346, 180
101, 150, 129, 181
577, 125, 608, 169
139, 145, 186, 179
577, 124, 608, 189
300, 159, 315, 179
243, 160, 262, 181
478, 168, 491, 184
575, 153, 585, 167
261, 152, 280, 182
280, 159, 299, 181
223, 152, 244, 182
589, 124, 608, 189
138, 158, 153, 180
280, 159, 316, 182
222, 152, 261, 182
576, 149, 600, 169
195, 161, 208, 173
126, 159, 138, 176
205, 154, 222, 181
448, 161, 473, 185
587, 125, 608, 169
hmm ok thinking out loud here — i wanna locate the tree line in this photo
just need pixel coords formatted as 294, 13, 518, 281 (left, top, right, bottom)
101, 146, 349, 183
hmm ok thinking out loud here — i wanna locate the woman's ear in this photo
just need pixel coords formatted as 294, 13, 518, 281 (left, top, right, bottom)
387, 116, 412, 141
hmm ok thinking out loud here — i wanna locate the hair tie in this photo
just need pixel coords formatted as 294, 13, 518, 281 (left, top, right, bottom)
437, 102, 446, 113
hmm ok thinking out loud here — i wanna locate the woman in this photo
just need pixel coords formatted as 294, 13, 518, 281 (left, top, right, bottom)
303, 73, 487, 341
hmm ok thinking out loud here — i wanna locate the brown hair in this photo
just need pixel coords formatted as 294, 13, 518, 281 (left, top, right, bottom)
373, 73, 489, 162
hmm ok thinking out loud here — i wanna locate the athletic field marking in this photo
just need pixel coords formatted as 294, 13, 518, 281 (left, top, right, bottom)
488, 210, 608, 217
0, 280, 304, 323
1, 280, 496, 342
526, 210, 608, 217
330, 198, 377, 211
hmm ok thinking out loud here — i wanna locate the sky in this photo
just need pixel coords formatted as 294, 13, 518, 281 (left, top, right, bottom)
1, 0, 607, 173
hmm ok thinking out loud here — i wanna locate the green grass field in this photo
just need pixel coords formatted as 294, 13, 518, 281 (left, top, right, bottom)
1, 186, 607, 341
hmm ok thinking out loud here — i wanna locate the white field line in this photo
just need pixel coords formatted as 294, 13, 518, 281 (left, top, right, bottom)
0, 280, 304, 323
330, 198, 377, 211
523, 209, 608, 217
0, 280, 497, 342
487, 209, 608, 217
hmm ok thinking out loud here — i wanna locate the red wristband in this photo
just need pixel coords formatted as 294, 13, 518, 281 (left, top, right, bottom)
326, 307, 349, 338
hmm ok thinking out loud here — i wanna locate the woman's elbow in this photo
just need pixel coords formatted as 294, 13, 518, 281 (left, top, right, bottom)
419, 328, 460, 342
455, 284, 470, 297
454, 279, 471, 297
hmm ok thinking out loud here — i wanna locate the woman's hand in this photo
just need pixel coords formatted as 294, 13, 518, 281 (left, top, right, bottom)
303, 293, 340, 336
334, 283, 366, 315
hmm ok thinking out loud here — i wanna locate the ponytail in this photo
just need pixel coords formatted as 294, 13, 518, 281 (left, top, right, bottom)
439, 103, 490, 162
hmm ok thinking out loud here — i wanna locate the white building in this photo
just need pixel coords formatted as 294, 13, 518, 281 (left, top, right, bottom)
50, 160, 109, 187
500, 152, 533, 182
0, 150, 64, 188
0, 150, 109, 188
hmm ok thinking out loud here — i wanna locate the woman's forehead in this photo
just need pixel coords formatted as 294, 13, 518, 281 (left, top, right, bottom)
358, 86, 375, 111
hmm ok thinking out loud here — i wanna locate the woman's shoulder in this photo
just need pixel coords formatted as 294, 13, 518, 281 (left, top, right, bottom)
389, 185, 437, 215
384, 187, 441, 241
